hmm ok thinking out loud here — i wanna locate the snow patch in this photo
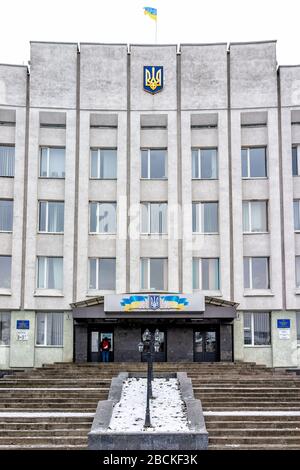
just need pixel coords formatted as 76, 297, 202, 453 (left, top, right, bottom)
108, 378, 190, 433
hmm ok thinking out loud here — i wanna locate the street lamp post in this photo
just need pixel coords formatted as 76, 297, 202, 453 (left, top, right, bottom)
138, 328, 161, 428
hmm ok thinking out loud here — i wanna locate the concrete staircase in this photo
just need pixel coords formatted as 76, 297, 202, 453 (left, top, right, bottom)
0, 362, 300, 449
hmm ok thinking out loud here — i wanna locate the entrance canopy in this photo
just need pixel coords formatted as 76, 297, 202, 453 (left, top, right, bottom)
71, 293, 238, 320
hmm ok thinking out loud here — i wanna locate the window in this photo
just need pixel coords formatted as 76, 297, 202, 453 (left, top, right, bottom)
241, 147, 267, 178
89, 202, 116, 233
192, 202, 219, 233
292, 146, 299, 176
37, 257, 63, 290
193, 258, 220, 290
296, 312, 300, 342
192, 148, 218, 179
89, 258, 116, 290
40, 147, 65, 178
242, 201, 268, 233
0, 312, 10, 346
39, 201, 64, 233
141, 258, 168, 291
0, 145, 14, 177
36, 313, 64, 346
90, 148, 117, 179
296, 257, 300, 288
244, 312, 271, 346
141, 149, 167, 179
244, 257, 269, 289
141, 203, 167, 234
0, 256, 11, 289
294, 200, 300, 231
0, 200, 13, 232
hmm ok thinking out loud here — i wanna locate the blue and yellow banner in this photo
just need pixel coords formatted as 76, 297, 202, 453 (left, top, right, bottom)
144, 6, 157, 21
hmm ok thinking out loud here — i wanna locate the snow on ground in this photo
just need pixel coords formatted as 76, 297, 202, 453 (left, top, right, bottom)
108, 377, 190, 433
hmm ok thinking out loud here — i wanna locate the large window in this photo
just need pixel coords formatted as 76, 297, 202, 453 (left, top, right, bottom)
0, 200, 13, 232
292, 146, 299, 176
141, 258, 168, 291
0, 145, 14, 177
89, 202, 116, 233
141, 149, 167, 179
244, 257, 269, 289
89, 258, 116, 290
39, 201, 64, 233
90, 148, 117, 179
0, 312, 10, 346
296, 257, 300, 288
36, 313, 64, 346
141, 202, 167, 234
0, 256, 11, 289
243, 200, 268, 233
297, 312, 300, 342
241, 147, 267, 178
193, 258, 220, 290
192, 148, 218, 179
294, 200, 300, 231
192, 202, 219, 233
40, 147, 65, 178
244, 312, 271, 346
37, 257, 63, 290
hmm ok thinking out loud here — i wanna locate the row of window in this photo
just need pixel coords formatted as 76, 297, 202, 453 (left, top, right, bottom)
0, 312, 63, 346
3, 145, 298, 180
0, 255, 287, 291
1, 311, 300, 347
0, 200, 270, 234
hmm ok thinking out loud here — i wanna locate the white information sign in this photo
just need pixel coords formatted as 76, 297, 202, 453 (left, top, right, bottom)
17, 330, 29, 341
278, 329, 290, 340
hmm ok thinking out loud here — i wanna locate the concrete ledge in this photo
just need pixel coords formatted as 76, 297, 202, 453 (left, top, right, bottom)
88, 371, 208, 450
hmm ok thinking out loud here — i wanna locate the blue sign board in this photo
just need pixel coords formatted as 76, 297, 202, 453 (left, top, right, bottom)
277, 319, 290, 329
16, 320, 30, 330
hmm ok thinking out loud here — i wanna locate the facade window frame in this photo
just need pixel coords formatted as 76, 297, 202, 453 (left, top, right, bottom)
192, 257, 220, 291
140, 258, 168, 291
243, 312, 271, 347
0, 144, 15, 178
38, 200, 65, 234
89, 201, 117, 235
88, 257, 116, 291
35, 312, 64, 347
192, 201, 219, 234
0, 312, 10, 346
90, 148, 117, 180
292, 145, 300, 176
241, 146, 267, 179
0, 199, 13, 233
140, 202, 168, 235
140, 148, 167, 180
191, 147, 218, 180
244, 256, 270, 290
39, 146, 65, 179
36, 256, 63, 290
242, 200, 268, 233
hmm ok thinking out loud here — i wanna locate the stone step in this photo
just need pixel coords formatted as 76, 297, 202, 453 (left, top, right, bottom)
0, 397, 106, 403
0, 444, 87, 450
208, 444, 300, 450
206, 421, 300, 429
0, 407, 96, 412
208, 429, 300, 437
204, 415, 300, 421
0, 437, 87, 445
0, 429, 89, 437
0, 422, 92, 430
209, 436, 300, 445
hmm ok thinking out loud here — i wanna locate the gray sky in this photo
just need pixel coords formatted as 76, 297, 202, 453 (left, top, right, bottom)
1, 0, 300, 66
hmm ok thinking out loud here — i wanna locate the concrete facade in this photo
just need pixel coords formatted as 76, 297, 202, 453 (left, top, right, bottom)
1, 40, 300, 368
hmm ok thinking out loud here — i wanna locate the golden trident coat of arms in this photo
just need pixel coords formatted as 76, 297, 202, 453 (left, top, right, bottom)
143, 66, 164, 94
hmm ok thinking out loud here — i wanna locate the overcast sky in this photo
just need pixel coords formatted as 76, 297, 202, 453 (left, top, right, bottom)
1, 0, 300, 66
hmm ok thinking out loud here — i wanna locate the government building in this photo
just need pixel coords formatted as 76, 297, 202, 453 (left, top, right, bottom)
0, 40, 300, 369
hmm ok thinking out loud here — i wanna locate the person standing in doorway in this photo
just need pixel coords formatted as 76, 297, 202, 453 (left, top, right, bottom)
100, 336, 111, 363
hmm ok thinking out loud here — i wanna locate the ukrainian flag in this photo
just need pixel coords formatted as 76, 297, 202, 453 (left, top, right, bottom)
144, 6, 157, 21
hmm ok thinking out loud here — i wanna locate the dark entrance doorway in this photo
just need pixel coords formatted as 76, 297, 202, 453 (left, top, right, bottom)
194, 327, 219, 362
88, 328, 114, 362
141, 327, 166, 362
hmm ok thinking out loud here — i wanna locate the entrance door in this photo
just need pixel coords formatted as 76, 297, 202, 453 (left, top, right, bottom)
194, 328, 218, 362
141, 328, 166, 362
88, 329, 114, 362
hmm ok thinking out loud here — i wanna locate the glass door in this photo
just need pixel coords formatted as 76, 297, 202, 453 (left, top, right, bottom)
88, 329, 114, 362
194, 328, 218, 362
141, 327, 166, 362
